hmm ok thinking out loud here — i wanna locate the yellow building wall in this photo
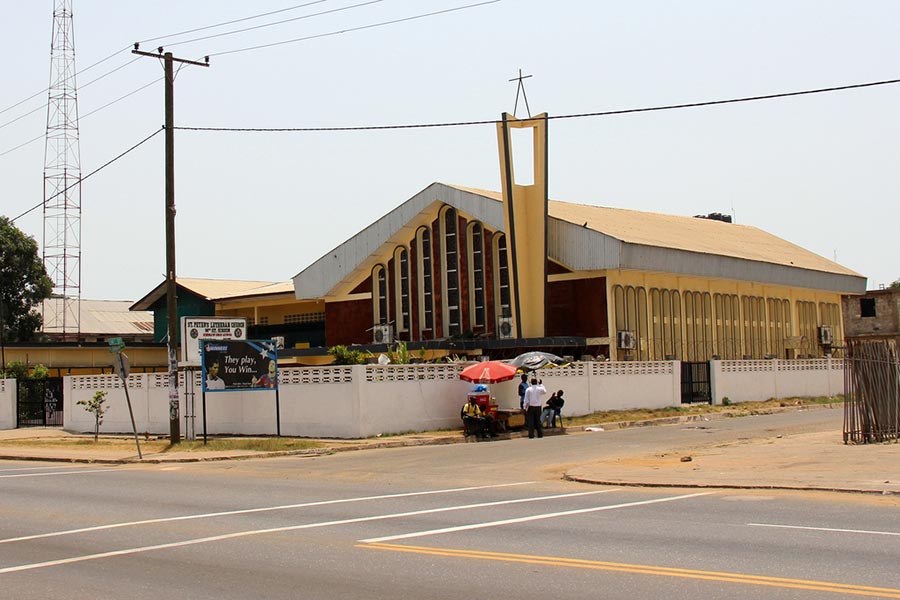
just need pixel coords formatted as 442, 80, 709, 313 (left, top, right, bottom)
216, 298, 325, 325
605, 270, 844, 361
3, 346, 167, 376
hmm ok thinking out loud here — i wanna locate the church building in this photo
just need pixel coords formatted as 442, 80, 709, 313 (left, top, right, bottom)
291, 114, 866, 361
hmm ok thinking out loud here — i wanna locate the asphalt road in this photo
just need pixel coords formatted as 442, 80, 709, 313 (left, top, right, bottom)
2, 410, 899, 600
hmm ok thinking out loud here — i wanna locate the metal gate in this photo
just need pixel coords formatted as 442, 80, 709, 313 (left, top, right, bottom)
17, 378, 64, 427
680, 361, 711, 404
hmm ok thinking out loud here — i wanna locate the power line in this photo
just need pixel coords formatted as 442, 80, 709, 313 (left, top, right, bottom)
136, 0, 335, 45
0, 1, 498, 154
0, 76, 162, 157
10, 127, 164, 223
0, 1, 342, 118
174, 76, 900, 133
161, 0, 383, 49
209, 0, 502, 57
0, 57, 143, 133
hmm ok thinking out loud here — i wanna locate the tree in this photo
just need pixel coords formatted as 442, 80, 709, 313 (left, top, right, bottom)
77, 390, 108, 442
889, 279, 900, 291
0, 216, 53, 342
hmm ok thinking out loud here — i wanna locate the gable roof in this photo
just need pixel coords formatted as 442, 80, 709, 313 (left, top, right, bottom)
452, 185, 860, 278
130, 278, 290, 311
293, 182, 866, 298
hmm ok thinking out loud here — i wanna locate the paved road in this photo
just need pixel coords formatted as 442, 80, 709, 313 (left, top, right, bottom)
2, 409, 899, 599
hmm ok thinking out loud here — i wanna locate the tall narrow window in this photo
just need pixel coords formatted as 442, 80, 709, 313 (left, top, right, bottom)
441, 207, 461, 336
394, 247, 410, 334
416, 227, 434, 334
372, 265, 388, 325
467, 223, 485, 329
494, 234, 511, 318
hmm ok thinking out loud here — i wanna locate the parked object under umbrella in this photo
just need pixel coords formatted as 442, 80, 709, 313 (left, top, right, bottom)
509, 351, 569, 372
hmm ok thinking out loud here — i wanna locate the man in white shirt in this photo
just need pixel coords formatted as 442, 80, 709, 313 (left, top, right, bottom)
522, 377, 547, 439
205, 360, 226, 391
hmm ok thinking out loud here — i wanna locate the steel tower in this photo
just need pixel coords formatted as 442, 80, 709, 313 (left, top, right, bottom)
42, 0, 82, 339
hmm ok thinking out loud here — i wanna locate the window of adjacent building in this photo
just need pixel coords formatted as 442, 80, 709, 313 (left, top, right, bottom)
258, 316, 269, 326
713, 293, 742, 360
416, 226, 434, 334
284, 313, 325, 324
614, 285, 649, 360
494, 234, 511, 319
372, 264, 388, 325
394, 247, 410, 333
796, 300, 818, 356
467, 222, 485, 329
441, 207, 461, 337
860, 297, 876, 318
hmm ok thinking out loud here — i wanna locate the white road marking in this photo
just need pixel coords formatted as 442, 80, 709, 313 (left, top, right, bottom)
360, 492, 715, 543
0, 465, 82, 473
0, 489, 615, 574
749, 523, 900, 537
0, 481, 537, 545
0, 468, 124, 479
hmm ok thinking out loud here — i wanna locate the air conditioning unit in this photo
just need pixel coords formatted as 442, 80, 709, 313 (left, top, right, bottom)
616, 330, 635, 350
818, 325, 833, 346
373, 324, 393, 344
272, 336, 285, 350
497, 316, 515, 339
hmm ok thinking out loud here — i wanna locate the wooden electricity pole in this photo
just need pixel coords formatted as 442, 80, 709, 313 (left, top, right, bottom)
132, 45, 209, 443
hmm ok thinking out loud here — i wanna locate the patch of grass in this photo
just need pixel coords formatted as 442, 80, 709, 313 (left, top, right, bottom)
562, 395, 841, 428
164, 438, 322, 453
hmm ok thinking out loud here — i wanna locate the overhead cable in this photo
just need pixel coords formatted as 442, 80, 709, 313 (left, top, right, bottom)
10, 127, 164, 223
175, 76, 900, 133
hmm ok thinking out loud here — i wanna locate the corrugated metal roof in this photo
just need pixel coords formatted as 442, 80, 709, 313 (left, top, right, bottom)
39, 299, 154, 335
447, 185, 861, 278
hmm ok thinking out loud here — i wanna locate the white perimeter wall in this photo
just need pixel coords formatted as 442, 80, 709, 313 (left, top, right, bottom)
710, 358, 843, 405
43, 359, 841, 438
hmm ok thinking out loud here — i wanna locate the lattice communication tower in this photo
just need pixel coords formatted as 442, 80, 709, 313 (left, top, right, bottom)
43, 0, 82, 339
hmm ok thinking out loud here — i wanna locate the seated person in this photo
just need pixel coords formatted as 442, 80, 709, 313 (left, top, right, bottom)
540, 390, 566, 428
461, 397, 489, 438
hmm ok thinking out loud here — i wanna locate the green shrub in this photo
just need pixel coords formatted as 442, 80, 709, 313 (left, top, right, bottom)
328, 345, 365, 365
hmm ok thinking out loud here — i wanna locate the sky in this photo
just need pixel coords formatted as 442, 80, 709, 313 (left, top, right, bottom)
3, 1, 899, 302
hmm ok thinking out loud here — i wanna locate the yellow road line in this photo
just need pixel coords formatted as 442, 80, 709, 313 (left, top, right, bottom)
357, 542, 900, 598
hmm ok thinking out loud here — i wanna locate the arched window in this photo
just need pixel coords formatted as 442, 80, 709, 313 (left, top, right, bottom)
416, 226, 434, 335
440, 207, 461, 337
372, 264, 388, 325
393, 246, 410, 334
467, 222, 485, 329
493, 233, 511, 319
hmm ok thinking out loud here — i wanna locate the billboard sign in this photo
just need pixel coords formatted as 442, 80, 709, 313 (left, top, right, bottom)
200, 339, 278, 392
181, 317, 247, 365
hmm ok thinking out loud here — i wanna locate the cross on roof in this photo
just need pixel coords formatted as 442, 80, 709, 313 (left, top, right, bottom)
508, 68, 533, 118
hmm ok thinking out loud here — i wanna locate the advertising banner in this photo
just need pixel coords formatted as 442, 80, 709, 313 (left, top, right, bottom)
181, 317, 247, 365
200, 340, 278, 392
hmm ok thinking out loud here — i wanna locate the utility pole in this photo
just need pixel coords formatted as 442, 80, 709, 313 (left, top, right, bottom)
132, 45, 209, 443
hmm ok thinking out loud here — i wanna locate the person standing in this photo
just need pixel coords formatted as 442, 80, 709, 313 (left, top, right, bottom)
522, 377, 547, 438
517, 374, 528, 409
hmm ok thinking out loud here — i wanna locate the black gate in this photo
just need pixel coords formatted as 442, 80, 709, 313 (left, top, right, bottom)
680, 361, 711, 404
17, 378, 64, 427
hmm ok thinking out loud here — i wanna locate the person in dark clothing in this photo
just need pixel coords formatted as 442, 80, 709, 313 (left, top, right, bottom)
541, 390, 565, 428
517, 374, 528, 410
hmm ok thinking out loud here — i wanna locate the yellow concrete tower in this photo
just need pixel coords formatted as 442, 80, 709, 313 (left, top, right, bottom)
496, 112, 549, 338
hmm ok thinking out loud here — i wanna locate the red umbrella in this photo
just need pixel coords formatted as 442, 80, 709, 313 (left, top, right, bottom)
459, 360, 518, 384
